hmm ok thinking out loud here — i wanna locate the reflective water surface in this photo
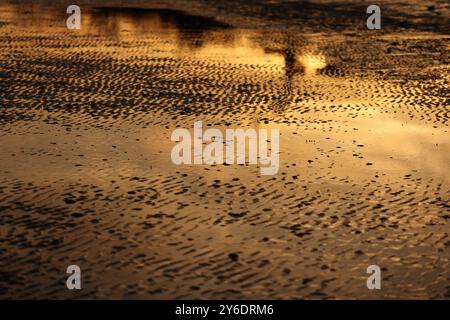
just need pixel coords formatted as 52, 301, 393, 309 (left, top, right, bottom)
0, 2, 448, 299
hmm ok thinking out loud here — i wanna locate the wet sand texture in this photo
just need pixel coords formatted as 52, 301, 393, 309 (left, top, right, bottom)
0, 1, 449, 299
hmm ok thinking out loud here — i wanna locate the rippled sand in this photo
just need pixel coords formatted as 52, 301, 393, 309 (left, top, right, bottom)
0, 1, 449, 299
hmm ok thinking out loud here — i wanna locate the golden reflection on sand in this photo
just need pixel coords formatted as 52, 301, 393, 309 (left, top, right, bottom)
2, 2, 447, 184
297, 53, 327, 76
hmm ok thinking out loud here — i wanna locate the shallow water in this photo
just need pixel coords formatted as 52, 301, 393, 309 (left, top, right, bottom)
0, 2, 449, 299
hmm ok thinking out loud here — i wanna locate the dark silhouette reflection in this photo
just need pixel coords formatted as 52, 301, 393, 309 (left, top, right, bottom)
279, 35, 299, 112
265, 34, 306, 114
88, 7, 231, 48
4, 4, 233, 48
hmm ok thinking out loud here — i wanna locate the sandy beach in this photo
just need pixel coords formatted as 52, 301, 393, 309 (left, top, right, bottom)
0, 0, 449, 299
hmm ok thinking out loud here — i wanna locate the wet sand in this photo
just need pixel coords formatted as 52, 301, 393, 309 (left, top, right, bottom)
0, 1, 449, 299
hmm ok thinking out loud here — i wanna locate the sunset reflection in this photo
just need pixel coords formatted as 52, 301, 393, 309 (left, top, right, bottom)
0, 1, 448, 301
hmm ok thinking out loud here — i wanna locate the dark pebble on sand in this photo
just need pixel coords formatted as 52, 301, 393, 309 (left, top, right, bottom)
71, 212, 84, 218
228, 253, 239, 262
229, 212, 246, 218
141, 222, 154, 229
64, 198, 76, 204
